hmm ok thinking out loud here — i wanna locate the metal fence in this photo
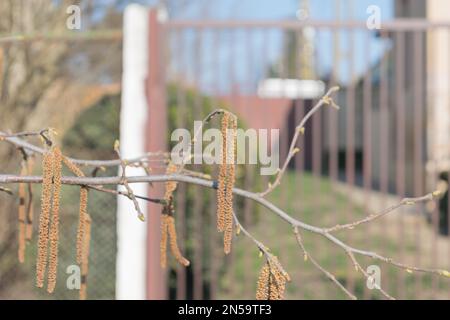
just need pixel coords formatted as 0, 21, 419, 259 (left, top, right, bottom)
0, 91, 120, 299
158, 18, 450, 299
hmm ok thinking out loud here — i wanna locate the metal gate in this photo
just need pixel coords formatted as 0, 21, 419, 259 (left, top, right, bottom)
149, 15, 450, 299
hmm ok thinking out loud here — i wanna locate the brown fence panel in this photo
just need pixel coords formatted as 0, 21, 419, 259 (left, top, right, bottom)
160, 19, 450, 300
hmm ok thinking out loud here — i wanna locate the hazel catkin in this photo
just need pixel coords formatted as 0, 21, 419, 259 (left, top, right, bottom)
223, 116, 237, 254
62, 156, 88, 265
164, 162, 178, 201
217, 112, 229, 232
76, 187, 88, 265
256, 262, 270, 300
36, 150, 54, 288
255, 259, 288, 300
47, 147, 62, 293
166, 215, 190, 267
216, 112, 237, 254
160, 214, 168, 268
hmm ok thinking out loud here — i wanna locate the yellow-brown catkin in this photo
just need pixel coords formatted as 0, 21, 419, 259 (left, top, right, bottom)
160, 214, 168, 268
223, 116, 237, 254
62, 156, 87, 265
164, 162, 178, 201
167, 215, 190, 267
18, 163, 27, 263
25, 158, 35, 242
36, 150, 54, 288
255, 260, 287, 300
77, 187, 88, 264
80, 214, 92, 300
256, 263, 270, 300
62, 156, 85, 177
47, 147, 62, 293
217, 112, 230, 232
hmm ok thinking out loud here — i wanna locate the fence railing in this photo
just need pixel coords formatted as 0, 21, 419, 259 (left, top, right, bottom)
158, 18, 450, 299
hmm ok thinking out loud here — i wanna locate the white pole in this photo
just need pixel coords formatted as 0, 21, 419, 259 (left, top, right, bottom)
116, 4, 149, 300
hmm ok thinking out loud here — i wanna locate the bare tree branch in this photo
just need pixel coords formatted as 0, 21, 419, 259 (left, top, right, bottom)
259, 86, 340, 197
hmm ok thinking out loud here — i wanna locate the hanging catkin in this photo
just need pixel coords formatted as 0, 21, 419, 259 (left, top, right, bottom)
25, 158, 35, 242
18, 162, 27, 263
62, 156, 85, 177
62, 156, 87, 265
77, 187, 88, 264
36, 150, 54, 288
167, 215, 190, 267
256, 259, 288, 300
47, 147, 62, 293
164, 162, 178, 201
256, 262, 270, 300
223, 115, 237, 254
80, 214, 92, 300
217, 112, 230, 232
160, 214, 168, 268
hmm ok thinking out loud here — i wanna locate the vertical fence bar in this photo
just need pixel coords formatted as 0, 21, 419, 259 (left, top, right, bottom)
430, 29, 439, 299
379, 30, 390, 295
345, 27, 356, 294
242, 28, 254, 298
260, 28, 271, 194
209, 28, 222, 300
146, 8, 167, 300
226, 27, 237, 296
174, 28, 188, 300
328, 28, 340, 299
413, 30, 424, 299
362, 30, 373, 300
278, 31, 290, 291
192, 27, 204, 300
395, 30, 406, 299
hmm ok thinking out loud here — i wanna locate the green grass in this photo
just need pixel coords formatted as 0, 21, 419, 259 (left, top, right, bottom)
219, 170, 450, 300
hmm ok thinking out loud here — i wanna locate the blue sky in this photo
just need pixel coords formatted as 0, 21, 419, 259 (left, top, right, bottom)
163, 0, 393, 21
154, 0, 395, 91
102, 0, 396, 91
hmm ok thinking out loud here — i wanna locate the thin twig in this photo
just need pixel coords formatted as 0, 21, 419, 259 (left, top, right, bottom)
293, 226, 356, 300
259, 86, 340, 197
114, 141, 145, 222
324, 193, 437, 233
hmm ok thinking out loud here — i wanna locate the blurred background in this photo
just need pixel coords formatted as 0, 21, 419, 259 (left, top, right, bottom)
0, 0, 449, 300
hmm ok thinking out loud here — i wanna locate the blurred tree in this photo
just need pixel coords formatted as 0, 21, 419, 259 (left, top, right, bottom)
0, 0, 123, 298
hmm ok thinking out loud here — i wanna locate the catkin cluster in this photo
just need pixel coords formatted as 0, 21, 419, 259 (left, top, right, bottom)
256, 258, 289, 300
216, 112, 237, 254
47, 147, 62, 293
62, 156, 93, 299
62, 156, 88, 264
164, 162, 179, 201
36, 147, 62, 292
160, 201, 190, 268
